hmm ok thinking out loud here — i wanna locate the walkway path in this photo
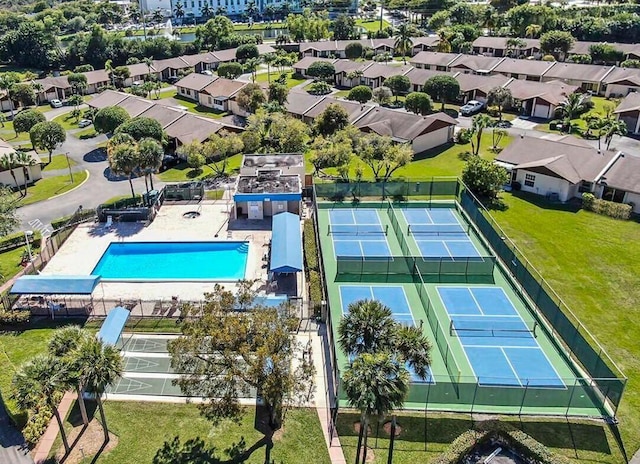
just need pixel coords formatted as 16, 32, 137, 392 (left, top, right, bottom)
0, 392, 33, 464
32, 391, 75, 464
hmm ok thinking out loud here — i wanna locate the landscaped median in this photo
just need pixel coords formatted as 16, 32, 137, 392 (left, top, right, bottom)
17, 170, 88, 206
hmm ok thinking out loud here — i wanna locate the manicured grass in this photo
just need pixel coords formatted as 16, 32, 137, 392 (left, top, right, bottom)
337, 411, 624, 463
0, 247, 30, 285
74, 127, 98, 139
60, 403, 330, 464
307, 134, 512, 177
534, 96, 618, 135
356, 18, 391, 33
42, 154, 76, 172
18, 170, 88, 206
171, 94, 228, 119
158, 155, 242, 182
205, 189, 224, 200
0, 319, 78, 426
255, 71, 306, 88
234, 21, 286, 31
489, 192, 640, 458
51, 112, 85, 131
0, 121, 31, 143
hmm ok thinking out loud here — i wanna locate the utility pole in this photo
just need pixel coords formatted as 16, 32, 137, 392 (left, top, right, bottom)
66, 152, 74, 183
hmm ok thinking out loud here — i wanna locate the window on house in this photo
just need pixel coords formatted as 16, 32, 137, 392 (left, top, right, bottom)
579, 181, 592, 193
524, 173, 536, 187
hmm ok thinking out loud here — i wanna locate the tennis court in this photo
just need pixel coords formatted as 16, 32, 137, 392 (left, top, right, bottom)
328, 209, 391, 257
437, 286, 565, 388
339, 285, 433, 383
401, 208, 480, 258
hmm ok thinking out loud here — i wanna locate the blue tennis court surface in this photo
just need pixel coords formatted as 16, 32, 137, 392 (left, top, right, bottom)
339, 285, 433, 383
401, 208, 480, 258
437, 286, 564, 388
329, 209, 391, 257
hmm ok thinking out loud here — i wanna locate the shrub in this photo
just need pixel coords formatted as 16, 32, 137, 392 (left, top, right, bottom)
303, 219, 319, 272
0, 230, 41, 252
486, 105, 500, 117
308, 81, 332, 95
455, 128, 472, 144
0, 309, 30, 325
347, 85, 373, 104
309, 270, 322, 303
50, 209, 96, 230
549, 119, 561, 130
582, 193, 632, 219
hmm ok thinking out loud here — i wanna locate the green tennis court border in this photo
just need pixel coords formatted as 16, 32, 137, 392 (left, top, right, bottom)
316, 199, 618, 418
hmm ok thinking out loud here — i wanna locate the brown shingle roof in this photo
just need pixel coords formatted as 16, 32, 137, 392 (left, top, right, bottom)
83, 69, 110, 85
599, 153, 640, 194
362, 63, 412, 79
449, 55, 503, 73
496, 136, 617, 183
303, 97, 374, 122
201, 78, 247, 99
175, 73, 217, 91
333, 59, 372, 74
542, 63, 614, 82
503, 79, 578, 105
614, 92, 640, 113
284, 90, 325, 116
353, 108, 456, 142
137, 105, 185, 128
454, 73, 511, 93
472, 36, 540, 51
292, 56, 337, 71
492, 58, 555, 77
410, 51, 460, 67
87, 89, 129, 109
405, 67, 449, 87
164, 113, 224, 144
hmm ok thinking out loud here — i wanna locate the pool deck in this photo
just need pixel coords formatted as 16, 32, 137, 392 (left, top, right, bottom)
43, 204, 272, 301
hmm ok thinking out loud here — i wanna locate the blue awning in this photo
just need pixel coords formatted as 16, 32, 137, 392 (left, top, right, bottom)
270, 212, 302, 273
9, 275, 101, 295
97, 307, 130, 346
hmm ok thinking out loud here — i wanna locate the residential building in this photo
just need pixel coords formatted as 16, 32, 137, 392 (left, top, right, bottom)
540, 63, 614, 94
448, 54, 503, 75
503, 79, 579, 119
175, 73, 217, 101
0, 141, 42, 188
472, 37, 541, 58
491, 59, 554, 82
199, 78, 249, 115
361, 63, 411, 89
410, 52, 460, 71
614, 92, 640, 134
455, 73, 512, 103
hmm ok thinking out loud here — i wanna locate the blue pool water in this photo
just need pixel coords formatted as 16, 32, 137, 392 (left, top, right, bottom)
92, 242, 249, 280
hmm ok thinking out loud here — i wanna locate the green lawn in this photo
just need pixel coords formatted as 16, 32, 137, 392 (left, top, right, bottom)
18, 170, 88, 206
0, 247, 33, 286
0, 121, 31, 144
51, 112, 85, 131
74, 127, 98, 139
42, 154, 76, 172
489, 192, 640, 458
307, 134, 512, 178
356, 18, 391, 33
63, 403, 329, 464
534, 96, 618, 134
337, 411, 624, 463
158, 155, 242, 182
255, 71, 306, 89
0, 320, 76, 426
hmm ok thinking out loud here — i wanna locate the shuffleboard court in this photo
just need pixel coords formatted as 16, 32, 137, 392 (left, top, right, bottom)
437, 286, 565, 388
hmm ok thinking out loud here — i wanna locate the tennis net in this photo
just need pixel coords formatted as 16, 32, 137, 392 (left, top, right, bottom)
450, 319, 538, 338
407, 224, 470, 236
328, 224, 388, 235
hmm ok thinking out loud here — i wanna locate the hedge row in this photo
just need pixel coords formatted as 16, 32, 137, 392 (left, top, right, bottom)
0, 231, 42, 253
582, 193, 632, 220
303, 219, 319, 272
50, 209, 96, 230
0, 309, 30, 326
431, 420, 571, 464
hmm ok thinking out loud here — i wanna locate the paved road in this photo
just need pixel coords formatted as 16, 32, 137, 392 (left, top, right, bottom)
0, 392, 33, 464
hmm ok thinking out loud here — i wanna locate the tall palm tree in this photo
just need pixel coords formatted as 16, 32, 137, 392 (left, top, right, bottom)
0, 72, 19, 118
72, 337, 123, 443
12, 355, 71, 454
262, 53, 277, 82
109, 142, 140, 199
245, 57, 261, 83
105, 59, 115, 87
343, 352, 408, 464
436, 29, 452, 53
394, 23, 413, 64
31, 82, 43, 106
49, 326, 92, 426
137, 137, 163, 192
604, 118, 627, 149
174, 1, 185, 22
143, 56, 155, 80
14, 152, 36, 197
338, 299, 431, 463
470, 113, 494, 156
201, 3, 213, 19
0, 152, 21, 195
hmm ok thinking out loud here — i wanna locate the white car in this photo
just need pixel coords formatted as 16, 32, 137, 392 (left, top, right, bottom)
460, 100, 484, 116
78, 119, 92, 128
50, 99, 63, 108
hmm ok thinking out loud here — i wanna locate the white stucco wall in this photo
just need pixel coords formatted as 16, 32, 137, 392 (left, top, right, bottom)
412, 126, 453, 153
515, 169, 574, 201
0, 165, 42, 188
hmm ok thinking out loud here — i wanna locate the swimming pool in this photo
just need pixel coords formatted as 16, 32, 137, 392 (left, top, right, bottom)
92, 242, 249, 280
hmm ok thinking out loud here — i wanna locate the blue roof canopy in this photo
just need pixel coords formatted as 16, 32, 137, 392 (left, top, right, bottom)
10, 275, 101, 295
270, 212, 303, 274
97, 307, 130, 346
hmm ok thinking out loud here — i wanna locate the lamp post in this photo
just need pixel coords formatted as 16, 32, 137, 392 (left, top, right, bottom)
24, 230, 34, 262
66, 152, 74, 183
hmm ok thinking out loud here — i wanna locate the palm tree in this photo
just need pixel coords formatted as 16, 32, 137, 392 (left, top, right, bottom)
338, 299, 431, 463
12, 355, 71, 454
215, 6, 226, 16
262, 53, 277, 82
152, 8, 164, 24
31, 82, 43, 106
506, 38, 526, 58
143, 56, 155, 80
0, 152, 21, 195
557, 93, 587, 132
245, 57, 261, 83
604, 119, 627, 150
15, 152, 36, 197
436, 29, 452, 53
246, 0, 258, 20
137, 137, 163, 192
73, 337, 123, 443
470, 113, 494, 156
174, 1, 185, 22
109, 142, 140, 199
49, 326, 92, 426
105, 59, 115, 87
525, 24, 542, 39
0, 73, 19, 118
201, 3, 213, 19
343, 352, 408, 464
394, 23, 413, 64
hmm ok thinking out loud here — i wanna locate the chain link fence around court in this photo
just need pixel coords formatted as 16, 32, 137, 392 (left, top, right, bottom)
313, 178, 626, 419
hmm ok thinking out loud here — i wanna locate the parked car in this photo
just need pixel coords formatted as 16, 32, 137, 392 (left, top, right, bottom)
78, 119, 92, 128
201, 70, 213, 76
50, 99, 63, 108
460, 100, 484, 116
160, 154, 179, 172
